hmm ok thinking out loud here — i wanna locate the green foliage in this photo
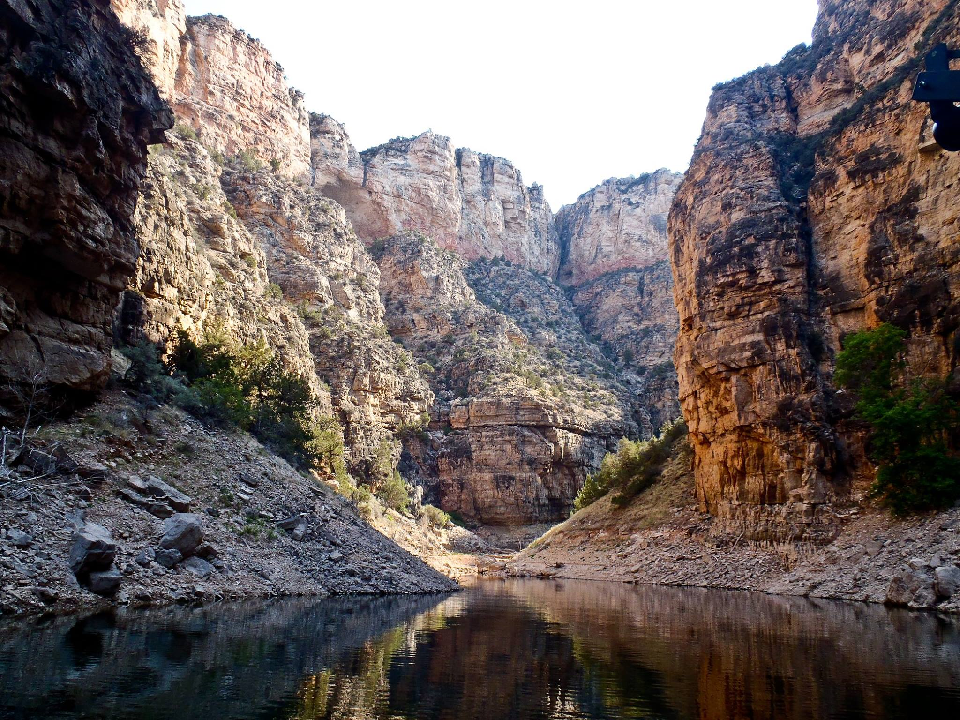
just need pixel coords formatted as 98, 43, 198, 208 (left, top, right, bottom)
121, 331, 346, 475
223, 201, 238, 219
235, 149, 264, 172
421, 504, 451, 529
377, 470, 410, 514
269, 157, 282, 172
835, 323, 960, 514
575, 418, 688, 512
265, 282, 283, 300
173, 123, 197, 142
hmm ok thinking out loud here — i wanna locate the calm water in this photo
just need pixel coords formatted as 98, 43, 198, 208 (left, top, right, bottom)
1, 580, 959, 719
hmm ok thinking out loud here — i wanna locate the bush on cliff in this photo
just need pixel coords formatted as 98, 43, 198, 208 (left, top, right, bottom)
835, 323, 960, 515
574, 417, 688, 511
119, 332, 346, 477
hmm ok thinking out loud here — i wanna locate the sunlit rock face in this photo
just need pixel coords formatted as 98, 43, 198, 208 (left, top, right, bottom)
670, 0, 960, 540
109, 0, 187, 100
0, 0, 170, 412
310, 118, 560, 276
172, 15, 311, 180
556, 171, 683, 429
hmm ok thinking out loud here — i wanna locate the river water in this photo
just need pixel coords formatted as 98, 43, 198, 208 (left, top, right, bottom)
1, 579, 959, 719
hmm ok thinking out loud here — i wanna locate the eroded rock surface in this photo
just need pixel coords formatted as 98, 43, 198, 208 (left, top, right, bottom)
670, 0, 960, 539
0, 0, 170, 412
311, 117, 560, 275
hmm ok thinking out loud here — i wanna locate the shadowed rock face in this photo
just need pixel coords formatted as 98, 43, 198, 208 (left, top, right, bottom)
670, 0, 960, 540
0, 0, 170, 415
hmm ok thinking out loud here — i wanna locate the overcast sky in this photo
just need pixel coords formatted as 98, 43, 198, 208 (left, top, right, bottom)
184, 0, 819, 208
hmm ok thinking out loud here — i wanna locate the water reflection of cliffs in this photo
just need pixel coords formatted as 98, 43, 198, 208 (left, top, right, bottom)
313, 580, 960, 720
0, 595, 444, 719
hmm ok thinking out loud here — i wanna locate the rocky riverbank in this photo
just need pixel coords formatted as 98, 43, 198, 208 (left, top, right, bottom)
506, 442, 960, 614
0, 391, 458, 618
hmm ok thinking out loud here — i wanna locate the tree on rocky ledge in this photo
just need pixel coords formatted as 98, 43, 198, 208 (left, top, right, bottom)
836, 323, 960, 515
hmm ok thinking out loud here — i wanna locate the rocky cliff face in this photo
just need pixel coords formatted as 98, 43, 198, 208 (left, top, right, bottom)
108, 0, 186, 100
374, 235, 633, 523
173, 15, 311, 180
311, 117, 560, 275
670, 0, 960, 540
556, 171, 683, 430
0, 0, 170, 416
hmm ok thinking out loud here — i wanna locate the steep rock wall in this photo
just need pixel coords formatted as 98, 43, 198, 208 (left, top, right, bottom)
173, 15, 311, 180
311, 116, 560, 275
376, 235, 632, 524
556, 171, 683, 431
109, 0, 185, 100
0, 0, 169, 414
670, 0, 960, 540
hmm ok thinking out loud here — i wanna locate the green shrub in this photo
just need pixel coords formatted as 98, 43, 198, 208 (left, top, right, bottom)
173, 123, 197, 141
235, 149, 263, 172
835, 323, 960, 514
574, 418, 688, 511
377, 470, 410, 514
137, 330, 350, 475
422, 504, 451, 529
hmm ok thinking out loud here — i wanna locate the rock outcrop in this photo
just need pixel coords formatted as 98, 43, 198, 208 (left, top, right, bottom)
173, 15, 311, 180
375, 235, 634, 524
311, 116, 560, 275
670, 0, 960, 539
109, 0, 186, 100
0, 0, 170, 416
556, 171, 683, 429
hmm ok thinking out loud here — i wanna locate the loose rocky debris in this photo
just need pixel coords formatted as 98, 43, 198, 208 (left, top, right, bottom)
0, 393, 457, 617
507, 448, 960, 614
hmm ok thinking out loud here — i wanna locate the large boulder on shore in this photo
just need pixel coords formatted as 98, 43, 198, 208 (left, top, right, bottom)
68, 523, 116, 577
159, 513, 203, 558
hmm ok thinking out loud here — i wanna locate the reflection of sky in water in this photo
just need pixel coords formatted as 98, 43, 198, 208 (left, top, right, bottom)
1, 580, 959, 720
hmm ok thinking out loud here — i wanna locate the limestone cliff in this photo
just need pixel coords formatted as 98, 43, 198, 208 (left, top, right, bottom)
173, 15, 311, 180
670, 0, 960, 540
0, 0, 170, 415
556, 171, 683, 430
311, 116, 560, 275
375, 235, 634, 523
108, 0, 186, 100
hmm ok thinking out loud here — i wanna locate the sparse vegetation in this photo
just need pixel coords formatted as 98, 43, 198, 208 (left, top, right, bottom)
118, 333, 347, 477
835, 323, 960, 515
574, 418, 689, 511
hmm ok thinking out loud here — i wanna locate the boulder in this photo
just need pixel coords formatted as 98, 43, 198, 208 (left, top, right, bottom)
155, 548, 182, 569
87, 568, 122, 596
68, 523, 116, 577
886, 569, 937, 608
7, 529, 33, 548
159, 513, 203, 557
135, 548, 156, 567
181, 556, 215, 579
934, 565, 960, 599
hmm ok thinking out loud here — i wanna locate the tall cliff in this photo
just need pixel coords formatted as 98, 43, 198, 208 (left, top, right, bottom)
670, 0, 960, 540
0, 0, 170, 416
311, 116, 560, 275
556, 171, 683, 430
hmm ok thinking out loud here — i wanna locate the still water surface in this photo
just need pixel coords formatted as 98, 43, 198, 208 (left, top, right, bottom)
1, 579, 959, 719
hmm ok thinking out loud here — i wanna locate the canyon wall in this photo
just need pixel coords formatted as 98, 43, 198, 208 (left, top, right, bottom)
173, 15, 311, 180
670, 0, 960, 540
311, 117, 560, 275
0, 0, 170, 416
556, 171, 683, 429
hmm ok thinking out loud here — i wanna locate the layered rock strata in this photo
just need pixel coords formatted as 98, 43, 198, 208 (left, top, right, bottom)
375, 234, 633, 524
108, 0, 186, 100
311, 116, 560, 275
556, 171, 683, 429
173, 15, 311, 180
670, 0, 960, 539
0, 0, 170, 415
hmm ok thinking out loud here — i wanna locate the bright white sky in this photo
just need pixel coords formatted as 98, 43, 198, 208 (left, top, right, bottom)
184, 0, 819, 208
